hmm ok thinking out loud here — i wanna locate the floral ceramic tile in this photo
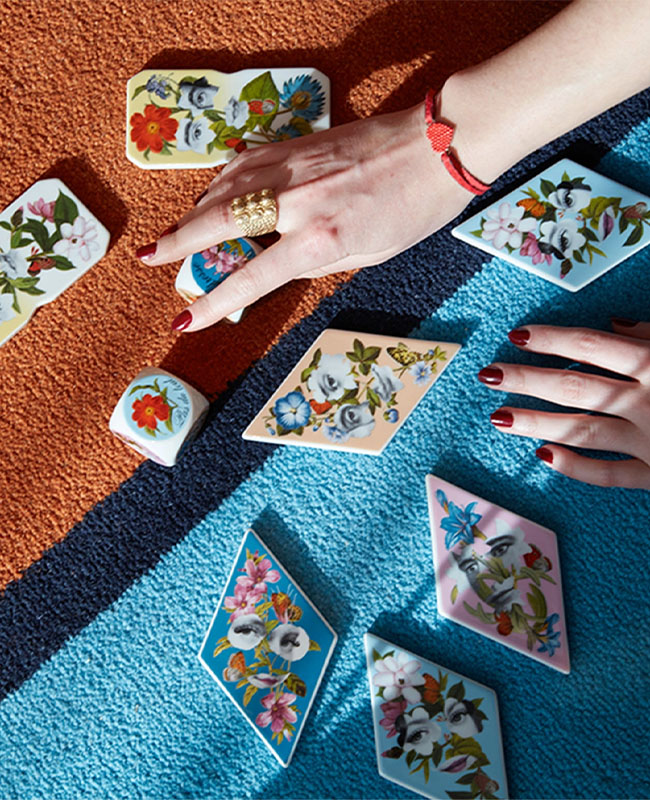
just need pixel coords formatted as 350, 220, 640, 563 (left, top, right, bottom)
198, 528, 337, 767
365, 633, 508, 800
426, 476, 570, 674
126, 68, 330, 169
0, 178, 110, 347
242, 329, 460, 455
452, 158, 650, 291
175, 237, 262, 323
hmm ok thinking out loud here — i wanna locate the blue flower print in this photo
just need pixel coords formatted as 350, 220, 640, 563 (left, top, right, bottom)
441, 501, 481, 549
146, 75, 170, 99
275, 123, 303, 140
274, 391, 311, 430
383, 409, 399, 423
409, 361, 432, 385
323, 425, 350, 444
436, 489, 448, 508
537, 613, 561, 657
280, 75, 325, 121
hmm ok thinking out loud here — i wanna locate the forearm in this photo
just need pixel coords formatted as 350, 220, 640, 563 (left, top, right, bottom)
440, 0, 650, 184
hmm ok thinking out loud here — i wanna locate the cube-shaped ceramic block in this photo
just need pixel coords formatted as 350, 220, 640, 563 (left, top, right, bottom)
175, 237, 262, 323
110, 367, 209, 466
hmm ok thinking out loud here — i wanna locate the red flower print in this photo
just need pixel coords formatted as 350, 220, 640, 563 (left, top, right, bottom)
495, 612, 513, 636
310, 399, 332, 415
524, 545, 552, 571
225, 137, 247, 153
28, 257, 56, 275
131, 393, 170, 430
130, 105, 179, 153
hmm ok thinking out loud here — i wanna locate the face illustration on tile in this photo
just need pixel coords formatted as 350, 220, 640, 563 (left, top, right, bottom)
448, 520, 535, 614
198, 529, 337, 767
452, 158, 650, 291
427, 477, 569, 673
126, 68, 331, 169
242, 330, 461, 455
365, 634, 507, 799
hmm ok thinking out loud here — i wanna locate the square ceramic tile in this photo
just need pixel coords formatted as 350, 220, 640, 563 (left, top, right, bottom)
426, 476, 570, 674
452, 158, 650, 291
198, 528, 337, 767
242, 329, 461, 455
126, 68, 330, 169
365, 633, 508, 800
0, 178, 109, 347
109, 367, 209, 467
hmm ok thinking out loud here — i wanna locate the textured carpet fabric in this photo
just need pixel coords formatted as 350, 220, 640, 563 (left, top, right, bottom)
1, 1, 649, 799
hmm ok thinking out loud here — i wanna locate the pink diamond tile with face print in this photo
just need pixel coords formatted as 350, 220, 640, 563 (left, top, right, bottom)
365, 633, 508, 800
426, 476, 570, 674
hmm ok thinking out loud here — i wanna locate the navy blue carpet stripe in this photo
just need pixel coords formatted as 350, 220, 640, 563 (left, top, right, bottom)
0, 89, 648, 702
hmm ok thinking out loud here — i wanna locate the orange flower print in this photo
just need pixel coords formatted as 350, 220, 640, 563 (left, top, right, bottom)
130, 105, 178, 153
422, 673, 441, 704
131, 393, 170, 430
495, 612, 513, 636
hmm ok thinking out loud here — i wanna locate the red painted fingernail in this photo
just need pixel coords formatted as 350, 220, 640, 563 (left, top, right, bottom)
490, 409, 513, 428
161, 223, 178, 237
611, 317, 638, 328
172, 309, 192, 332
136, 242, 157, 260
508, 328, 530, 346
536, 447, 554, 464
195, 189, 207, 205
477, 367, 503, 386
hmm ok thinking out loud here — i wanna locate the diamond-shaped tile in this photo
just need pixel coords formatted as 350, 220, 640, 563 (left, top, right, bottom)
365, 633, 508, 799
243, 329, 460, 455
426, 476, 570, 674
198, 528, 337, 767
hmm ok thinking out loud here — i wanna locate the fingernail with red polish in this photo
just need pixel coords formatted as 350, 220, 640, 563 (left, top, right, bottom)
477, 366, 504, 386
136, 242, 157, 261
490, 409, 513, 428
536, 447, 554, 464
161, 223, 178, 237
194, 189, 207, 205
611, 317, 638, 328
172, 309, 192, 332
508, 328, 530, 346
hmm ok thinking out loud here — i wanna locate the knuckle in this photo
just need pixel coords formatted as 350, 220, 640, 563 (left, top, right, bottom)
304, 223, 347, 263
573, 330, 601, 359
204, 202, 229, 229
559, 372, 586, 403
571, 421, 598, 447
229, 266, 262, 299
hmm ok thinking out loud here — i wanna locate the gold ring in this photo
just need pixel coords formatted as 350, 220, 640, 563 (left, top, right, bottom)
231, 188, 278, 237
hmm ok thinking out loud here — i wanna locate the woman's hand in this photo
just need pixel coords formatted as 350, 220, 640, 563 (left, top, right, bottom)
478, 320, 650, 489
136, 100, 475, 332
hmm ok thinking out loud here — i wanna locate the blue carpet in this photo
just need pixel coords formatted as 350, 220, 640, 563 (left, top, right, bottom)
0, 110, 649, 799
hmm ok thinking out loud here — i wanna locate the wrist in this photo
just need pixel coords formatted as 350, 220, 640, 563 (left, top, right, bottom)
438, 69, 534, 186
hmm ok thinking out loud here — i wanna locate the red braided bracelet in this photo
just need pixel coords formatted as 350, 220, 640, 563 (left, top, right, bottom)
424, 89, 491, 196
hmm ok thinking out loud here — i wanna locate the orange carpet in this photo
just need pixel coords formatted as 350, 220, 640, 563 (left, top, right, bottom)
0, 0, 564, 589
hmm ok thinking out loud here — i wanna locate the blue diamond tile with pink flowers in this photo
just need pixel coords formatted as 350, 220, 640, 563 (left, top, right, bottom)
198, 528, 337, 767
365, 633, 508, 800
452, 158, 650, 291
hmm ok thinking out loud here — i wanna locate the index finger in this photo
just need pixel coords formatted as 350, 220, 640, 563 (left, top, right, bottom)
507, 325, 650, 380
137, 200, 242, 266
